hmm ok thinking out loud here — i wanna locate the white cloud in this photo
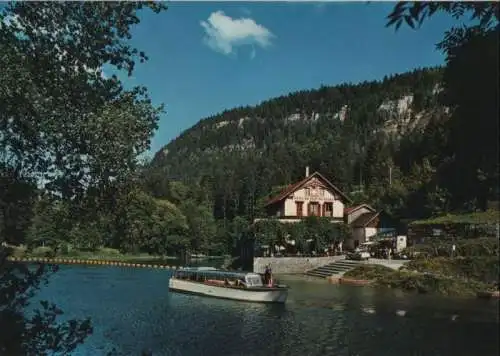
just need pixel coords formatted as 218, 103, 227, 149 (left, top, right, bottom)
200, 11, 274, 57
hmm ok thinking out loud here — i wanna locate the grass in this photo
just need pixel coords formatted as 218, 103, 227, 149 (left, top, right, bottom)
10, 245, 178, 264
343, 256, 497, 297
8, 245, 228, 267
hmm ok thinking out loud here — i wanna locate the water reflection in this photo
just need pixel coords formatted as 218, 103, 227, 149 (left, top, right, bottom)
30, 265, 499, 356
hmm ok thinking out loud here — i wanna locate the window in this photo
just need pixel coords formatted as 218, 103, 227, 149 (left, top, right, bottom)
296, 201, 304, 217
305, 188, 310, 197
308, 202, 320, 216
319, 189, 325, 197
246, 275, 263, 287
323, 202, 333, 217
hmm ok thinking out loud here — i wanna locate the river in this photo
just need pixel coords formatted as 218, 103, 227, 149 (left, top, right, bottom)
31, 265, 499, 356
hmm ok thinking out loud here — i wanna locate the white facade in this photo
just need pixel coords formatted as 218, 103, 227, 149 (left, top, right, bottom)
282, 186, 345, 219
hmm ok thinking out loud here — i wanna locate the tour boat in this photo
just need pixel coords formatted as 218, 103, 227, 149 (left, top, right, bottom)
169, 267, 289, 303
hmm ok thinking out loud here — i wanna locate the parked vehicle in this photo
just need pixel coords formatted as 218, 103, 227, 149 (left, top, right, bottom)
346, 250, 370, 261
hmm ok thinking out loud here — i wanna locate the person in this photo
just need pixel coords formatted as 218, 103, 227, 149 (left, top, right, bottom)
267, 265, 273, 287
264, 265, 270, 285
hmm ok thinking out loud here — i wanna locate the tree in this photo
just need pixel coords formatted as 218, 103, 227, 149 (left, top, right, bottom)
0, 2, 166, 199
0, 167, 37, 245
113, 189, 189, 254
253, 219, 283, 250
386, 2, 499, 210
1, 2, 168, 354
0, 254, 92, 355
386, 2, 498, 32
183, 201, 217, 253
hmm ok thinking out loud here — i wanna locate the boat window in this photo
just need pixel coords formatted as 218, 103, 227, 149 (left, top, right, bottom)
246, 275, 263, 287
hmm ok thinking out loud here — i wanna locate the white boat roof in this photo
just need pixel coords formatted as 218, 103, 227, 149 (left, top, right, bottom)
176, 267, 261, 279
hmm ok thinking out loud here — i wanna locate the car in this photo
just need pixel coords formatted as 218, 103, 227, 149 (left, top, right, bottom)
346, 250, 370, 261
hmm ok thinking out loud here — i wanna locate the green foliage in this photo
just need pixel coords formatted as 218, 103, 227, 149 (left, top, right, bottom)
0, 168, 37, 245
345, 262, 491, 297
386, 2, 499, 31
410, 210, 500, 225
0, 3, 166, 200
387, 2, 499, 211
376, 270, 487, 297
114, 189, 188, 255
403, 237, 499, 259
0, 252, 92, 355
343, 264, 394, 280
253, 218, 284, 247
405, 256, 499, 284
1, 2, 167, 354
253, 218, 350, 253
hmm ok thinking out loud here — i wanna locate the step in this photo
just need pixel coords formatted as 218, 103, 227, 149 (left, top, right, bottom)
315, 266, 352, 273
305, 261, 361, 278
305, 271, 332, 278
306, 266, 354, 275
310, 263, 359, 271
331, 261, 362, 266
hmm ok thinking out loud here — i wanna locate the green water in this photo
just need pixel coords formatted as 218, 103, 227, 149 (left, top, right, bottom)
31, 265, 499, 356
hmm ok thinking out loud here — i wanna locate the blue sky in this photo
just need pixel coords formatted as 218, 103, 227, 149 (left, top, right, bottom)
114, 2, 464, 156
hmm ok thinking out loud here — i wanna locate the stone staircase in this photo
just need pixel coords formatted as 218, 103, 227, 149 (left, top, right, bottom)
305, 259, 362, 278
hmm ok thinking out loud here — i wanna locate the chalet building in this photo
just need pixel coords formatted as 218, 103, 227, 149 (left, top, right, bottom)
256, 167, 352, 224
255, 167, 396, 249
344, 204, 395, 248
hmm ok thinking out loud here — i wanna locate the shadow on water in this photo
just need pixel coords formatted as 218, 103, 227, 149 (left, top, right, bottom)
29, 265, 499, 356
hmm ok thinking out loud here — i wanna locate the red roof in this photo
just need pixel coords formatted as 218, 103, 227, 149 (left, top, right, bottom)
344, 206, 361, 214
350, 212, 380, 227
264, 172, 352, 207
344, 204, 376, 215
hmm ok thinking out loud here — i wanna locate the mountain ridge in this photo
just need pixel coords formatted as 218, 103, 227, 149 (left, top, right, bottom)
148, 66, 448, 221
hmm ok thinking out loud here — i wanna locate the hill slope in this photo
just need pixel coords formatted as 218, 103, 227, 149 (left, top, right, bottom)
149, 67, 449, 221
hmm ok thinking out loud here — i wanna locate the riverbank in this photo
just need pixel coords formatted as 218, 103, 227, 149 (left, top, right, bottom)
5, 245, 227, 268
335, 261, 499, 299
6, 255, 178, 269
6, 245, 177, 264
328, 237, 500, 299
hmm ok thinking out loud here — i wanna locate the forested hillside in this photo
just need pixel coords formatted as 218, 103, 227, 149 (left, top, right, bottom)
147, 67, 453, 223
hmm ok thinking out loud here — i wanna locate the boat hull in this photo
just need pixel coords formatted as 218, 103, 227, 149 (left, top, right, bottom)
169, 278, 288, 303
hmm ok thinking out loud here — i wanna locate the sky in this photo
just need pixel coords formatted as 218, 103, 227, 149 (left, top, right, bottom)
111, 2, 465, 156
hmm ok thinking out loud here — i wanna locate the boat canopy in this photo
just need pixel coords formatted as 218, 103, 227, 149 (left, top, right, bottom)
175, 268, 247, 280
174, 268, 263, 286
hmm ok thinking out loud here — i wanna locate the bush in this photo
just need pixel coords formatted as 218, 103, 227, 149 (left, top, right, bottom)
343, 264, 394, 280
30, 246, 54, 257
406, 256, 499, 284
376, 270, 487, 297
97, 247, 122, 256
343, 260, 495, 297
403, 237, 499, 258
